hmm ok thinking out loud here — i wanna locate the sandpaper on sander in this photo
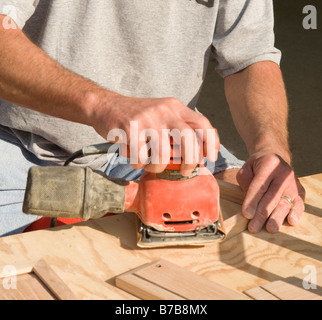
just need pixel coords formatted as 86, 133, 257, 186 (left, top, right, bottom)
23, 145, 226, 248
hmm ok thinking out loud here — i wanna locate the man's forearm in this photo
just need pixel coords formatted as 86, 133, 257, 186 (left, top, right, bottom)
0, 15, 113, 127
225, 61, 305, 234
224, 61, 291, 164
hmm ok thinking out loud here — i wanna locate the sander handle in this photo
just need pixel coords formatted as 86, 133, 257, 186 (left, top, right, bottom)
23, 166, 132, 221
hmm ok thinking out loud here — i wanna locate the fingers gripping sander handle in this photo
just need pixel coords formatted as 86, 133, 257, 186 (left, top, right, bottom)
23, 167, 139, 220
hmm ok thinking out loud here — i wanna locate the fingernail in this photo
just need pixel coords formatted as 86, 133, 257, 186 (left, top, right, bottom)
266, 220, 279, 233
248, 220, 261, 233
244, 206, 256, 219
288, 211, 298, 225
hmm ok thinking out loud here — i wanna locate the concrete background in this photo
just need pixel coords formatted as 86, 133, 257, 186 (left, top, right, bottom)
198, 0, 321, 177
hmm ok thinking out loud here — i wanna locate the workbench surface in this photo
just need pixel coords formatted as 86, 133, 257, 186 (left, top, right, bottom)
0, 174, 321, 300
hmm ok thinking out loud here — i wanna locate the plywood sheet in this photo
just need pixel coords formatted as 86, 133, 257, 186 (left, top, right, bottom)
300, 174, 322, 215
0, 174, 320, 300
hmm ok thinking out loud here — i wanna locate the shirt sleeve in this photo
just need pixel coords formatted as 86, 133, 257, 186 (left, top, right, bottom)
0, 0, 39, 30
213, 0, 282, 78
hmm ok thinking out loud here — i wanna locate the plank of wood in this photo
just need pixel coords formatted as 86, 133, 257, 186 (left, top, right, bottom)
263, 267, 322, 300
116, 259, 250, 300
0, 273, 56, 300
33, 259, 78, 300
217, 180, 249, 240
0, 259, 77, 300
262, 280, 321, 300
116, 272, 184, 300
244, 286, 279, 300
223, 211, 249, 240
245, 268, 322, 300
217, 179, 246, 205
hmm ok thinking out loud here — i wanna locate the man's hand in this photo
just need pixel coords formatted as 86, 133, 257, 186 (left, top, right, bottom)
88, 92, 220, 176
237, 152, 305, 233
0, 15, 220, 177
225, 61, 306, 233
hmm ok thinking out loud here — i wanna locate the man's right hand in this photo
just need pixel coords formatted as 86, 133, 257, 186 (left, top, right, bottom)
87, 92, 220, 176
0, 15, 219, 176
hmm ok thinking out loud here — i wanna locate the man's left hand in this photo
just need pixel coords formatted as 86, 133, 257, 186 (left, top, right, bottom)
237, 152, 306, 233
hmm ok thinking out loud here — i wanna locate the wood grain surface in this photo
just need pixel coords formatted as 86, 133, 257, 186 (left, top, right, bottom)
245, 268, 322, 300
0, 174, 320, 300
116, 259, 250, 300
0, 259, 77, 300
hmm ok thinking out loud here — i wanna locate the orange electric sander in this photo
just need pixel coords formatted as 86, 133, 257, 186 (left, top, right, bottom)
23, 143, 226, 248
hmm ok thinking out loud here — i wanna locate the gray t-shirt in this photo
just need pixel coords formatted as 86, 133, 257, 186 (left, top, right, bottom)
0, 0, 281, 168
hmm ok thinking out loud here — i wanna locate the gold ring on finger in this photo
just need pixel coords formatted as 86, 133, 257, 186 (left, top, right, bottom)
281, 195, 294, 210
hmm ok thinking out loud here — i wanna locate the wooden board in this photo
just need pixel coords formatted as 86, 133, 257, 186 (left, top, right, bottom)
116, 259, 250, 300
0, 174, 320, 299
217, 179, 246, 206
0, 260, 77, 300
244, 286, 278, 300
245, 268, 322, 300
217, 180, 249, 240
